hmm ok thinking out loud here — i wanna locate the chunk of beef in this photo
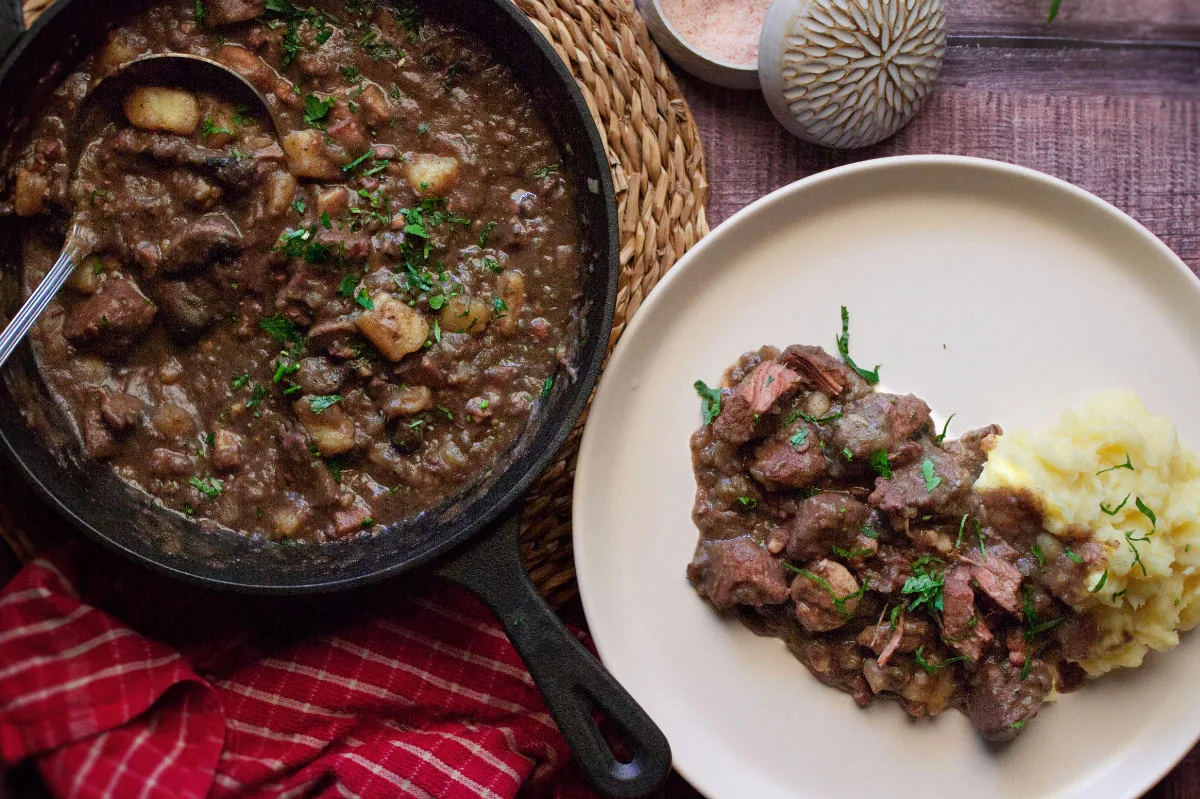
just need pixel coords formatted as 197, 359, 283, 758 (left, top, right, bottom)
687, 537, 789, 611
748, 424, 826, 490
148, 447, 194, 477
944, 423, 1002, 479
941, 564, 992, 662
295, 357, 345, 396
830, 393, 931, 461
97, 388, 143, 433
778, 344, 869, 398
278, 425, 341, 506
82, 408, 117, 458
63, 277, 156, 355
858, 543, 912, 593
966, 657, 1052, 742
307, 314, 359, 358
160, 213, 243, 275
110, 129, 257, 191
155, 281, 216, 341
967, 551, 1023, 615
735, 361, 802, 415
712, 393, 755, 444
205, 0, 264, 25
211, 428, 242, 470
786, 494, 871, 561
868, 444, 972, 520
857, 616, 935, 659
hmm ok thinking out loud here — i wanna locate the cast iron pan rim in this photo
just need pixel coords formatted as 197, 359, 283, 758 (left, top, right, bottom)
0, 0, 620, 594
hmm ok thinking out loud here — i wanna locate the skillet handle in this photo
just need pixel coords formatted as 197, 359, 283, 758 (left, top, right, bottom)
437, 508, 672, 798
0, 0, 23, 64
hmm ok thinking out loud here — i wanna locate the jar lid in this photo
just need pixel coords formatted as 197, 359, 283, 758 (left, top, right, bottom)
758, 0, 947, 148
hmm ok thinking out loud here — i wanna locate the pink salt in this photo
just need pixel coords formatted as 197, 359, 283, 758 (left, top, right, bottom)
658, 0, 772, 66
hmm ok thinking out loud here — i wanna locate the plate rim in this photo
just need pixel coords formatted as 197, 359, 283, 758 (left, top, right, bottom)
573, 154, 1200, 799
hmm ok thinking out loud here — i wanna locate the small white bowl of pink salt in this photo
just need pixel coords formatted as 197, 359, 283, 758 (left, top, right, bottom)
637, 0, 769, 90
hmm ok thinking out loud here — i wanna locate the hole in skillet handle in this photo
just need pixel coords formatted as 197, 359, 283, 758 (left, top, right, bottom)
436, 505, 672, 797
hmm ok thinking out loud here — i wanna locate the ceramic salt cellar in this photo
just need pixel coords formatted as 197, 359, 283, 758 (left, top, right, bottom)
758, 0, 947, 148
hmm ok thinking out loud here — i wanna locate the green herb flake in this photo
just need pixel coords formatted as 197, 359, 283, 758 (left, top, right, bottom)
789, 428, 809, 450
861, 525, 878, 539
1030, 543, 1046, 569
290, 198, 307, 214
869, 450, 892, 479
1135, 496, 1157, 531
901, 555, 945, 615
842, 447, 853, 461
479, 220, 497, 248
783, 563, 869, 619
339, 65, 360, 81
309, 394, 343, 413
831, 545, 874, 559
913, 646, 968, 675
694, 380, 722, 425
955, 514, 970, 548
1047, 0, 1062, 23
921, 458, 942, 492
534, 164, 560, 178
259, 313, 303, 346
199, 117, 233, 137
492, 296, 509, 316
272, 359, 300, 383
736, 496, 757, 511
1096, 453, 1135, 475
835, 306, 880, 384
541, 376, 554, 398
1125, 530, 1150, 576
436, 405, 453, 421
1100, 494, 1130, 516
231, 372, 250, 389
417, 122, 430, 135
1064, 548, 1083, 564
935, 413, 956, 444
338, 274, 359, 298
189, 475, 223, 498
342, 147, 376, 173
194, 0, 206, 22
1089, 569, 1109, 593
354, 287, 375, 310
303, 94, 335, 127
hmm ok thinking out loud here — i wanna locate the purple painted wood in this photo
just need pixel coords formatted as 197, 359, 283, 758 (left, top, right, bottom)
657, 3, 1200, 797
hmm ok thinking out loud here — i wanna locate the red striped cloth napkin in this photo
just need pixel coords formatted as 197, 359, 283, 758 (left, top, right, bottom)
0, 542, 596, 799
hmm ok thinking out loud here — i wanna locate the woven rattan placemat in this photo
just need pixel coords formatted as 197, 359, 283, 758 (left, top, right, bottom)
2, 0, 710, 606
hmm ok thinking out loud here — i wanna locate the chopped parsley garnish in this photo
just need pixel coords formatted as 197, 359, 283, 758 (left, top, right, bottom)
1096, 454, 1134, 475
1047, 0, 1063, 23
291, 198, 307, 214
481, 257, 502, 274
431, 318, 442, 344
303, 94, 335, 127
976, 518, 987, 562
921, 458, 941, 492
541, 376, 554, 398
534, 164, 560, 178
789, 428, 809, 449
342, 147, 376, 173
842, 447, 853, 460
934, 413, 956, 444
1135, 497, 1157, 530
231, 372, 250, 389
428, 294, 446, 310
320, 211, 332, 230
259, 314, 303, 346
339, 65, 360, 81
1125, 530, 1150, 576
309, 395, 343, 413
869, 450, 892, 479
831, 545, 873, 559
1030, 543, 1046, 569
354, 287, 374, 310
189, 475, 223, 498
783, 563, 869, 619
245, 384, 267, 411
913, 646, 968, 674
735, 496, 757, 511
694, 380, 722, 425
436, 405, 454, 421
1089, 569, 1109, 593
338, 274, 359, 298
955, 513, 970, 548
417, 122, 430, 135
1100, 494, 1130, 516
194, 0, 206, 22
200, 117, 232, 137
492, 296, 509, 317
272, 358, 300, 383
784, 409, 842, 425
860, 525, 878, 539
901, 555, 945, 615
479, 221, 497, 248
835, 306, 880, 384
1064, 548, 1083, 564
275, 225, 330, 264
88, 189, 108, 206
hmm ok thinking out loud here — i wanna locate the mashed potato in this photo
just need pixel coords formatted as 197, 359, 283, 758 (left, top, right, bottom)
976, 391, 1200, 676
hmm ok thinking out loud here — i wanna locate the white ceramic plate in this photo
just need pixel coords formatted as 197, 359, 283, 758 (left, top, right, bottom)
573, 156, 1200, 799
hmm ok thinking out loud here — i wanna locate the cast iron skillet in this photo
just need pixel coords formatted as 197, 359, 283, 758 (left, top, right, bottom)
0, 0, 671, 794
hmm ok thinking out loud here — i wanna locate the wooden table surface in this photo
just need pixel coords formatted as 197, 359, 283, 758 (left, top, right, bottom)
657, 0, 1200, 796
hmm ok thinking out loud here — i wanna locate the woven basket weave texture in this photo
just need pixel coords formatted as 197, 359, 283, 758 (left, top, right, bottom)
3, 0, 711, 607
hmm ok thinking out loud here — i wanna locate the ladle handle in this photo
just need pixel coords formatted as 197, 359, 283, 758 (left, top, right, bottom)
0, 235, 82, 368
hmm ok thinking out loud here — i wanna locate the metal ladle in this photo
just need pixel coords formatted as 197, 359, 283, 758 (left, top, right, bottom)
0, 53, 277, 367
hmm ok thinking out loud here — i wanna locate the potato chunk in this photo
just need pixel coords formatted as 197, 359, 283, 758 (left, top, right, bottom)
440, 296, 491, 334
356, 293, 429, 361
13, 168, 48, 216
264, 172, 297, 217
282, 129, 343, 181
406, 154, 459, 195
494, 270, 524, 336
293, 397, 356, 456
123, 86, 200, 135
